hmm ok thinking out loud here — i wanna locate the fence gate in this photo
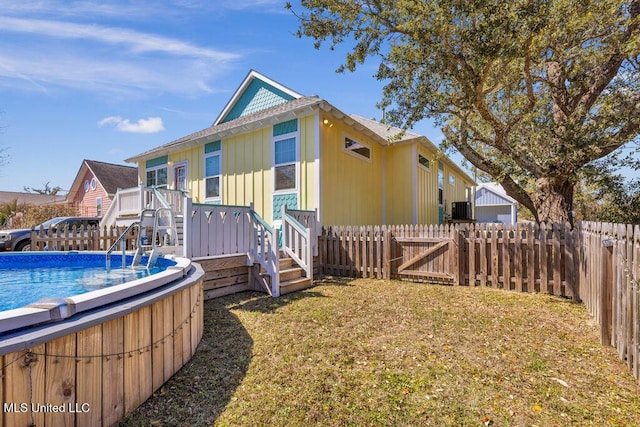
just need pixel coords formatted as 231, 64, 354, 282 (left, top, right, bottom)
391, 225, 458, 284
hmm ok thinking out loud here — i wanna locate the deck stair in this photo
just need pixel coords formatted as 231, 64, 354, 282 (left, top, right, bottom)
254, 256, 312, 296
278, 257, 312, 294
103, 187, 319, 298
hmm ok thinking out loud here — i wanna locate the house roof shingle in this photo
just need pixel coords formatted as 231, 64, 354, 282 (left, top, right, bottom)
348, 114, 422, 142
126, 96, 325, 162
123, 90, 475, 185
83, 160, 138, 195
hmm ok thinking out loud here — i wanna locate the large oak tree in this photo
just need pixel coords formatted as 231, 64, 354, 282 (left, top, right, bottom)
290, 0, 640, 225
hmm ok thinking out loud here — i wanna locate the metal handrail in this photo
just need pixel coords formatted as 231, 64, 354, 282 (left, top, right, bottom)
106, 221, 139, 270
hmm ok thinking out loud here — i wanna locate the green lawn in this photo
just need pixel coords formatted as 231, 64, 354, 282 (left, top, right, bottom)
120, 277, 640, 426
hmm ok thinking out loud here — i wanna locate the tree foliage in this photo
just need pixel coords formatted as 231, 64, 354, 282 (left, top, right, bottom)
6, 204, 77, 230
574, 162, 640, 224
23, 181, 63, 195
290, 0, 640, 225
0, 199, 21, 228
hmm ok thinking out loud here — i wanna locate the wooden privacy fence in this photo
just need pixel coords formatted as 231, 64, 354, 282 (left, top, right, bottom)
319, 223, 578, 296
32, 225, 137, 251
319, 221, 640, 384
576, 222, 640, 381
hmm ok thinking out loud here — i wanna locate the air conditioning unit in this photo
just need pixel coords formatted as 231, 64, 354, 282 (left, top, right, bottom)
452, 201, 472, 220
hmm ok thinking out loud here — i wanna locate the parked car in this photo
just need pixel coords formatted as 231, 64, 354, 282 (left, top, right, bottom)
0, 216, 100, 252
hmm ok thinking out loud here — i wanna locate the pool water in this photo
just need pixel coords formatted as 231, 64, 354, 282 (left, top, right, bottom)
0, 253, 177, 312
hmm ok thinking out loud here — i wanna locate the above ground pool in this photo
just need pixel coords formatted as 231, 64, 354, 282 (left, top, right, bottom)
0, 250, 204, 426
0, 252, 177, 311
0, 251, 191, 334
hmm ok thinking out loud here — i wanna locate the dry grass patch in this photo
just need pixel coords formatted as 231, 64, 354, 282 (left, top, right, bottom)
120, 278, 640, 426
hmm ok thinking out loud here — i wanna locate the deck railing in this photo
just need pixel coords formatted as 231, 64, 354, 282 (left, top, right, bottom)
184, 202, 253, 258
100, 186, 188, 230
284, 207, 319, 256
249, 205, 280, 297
282, 206, 313, 283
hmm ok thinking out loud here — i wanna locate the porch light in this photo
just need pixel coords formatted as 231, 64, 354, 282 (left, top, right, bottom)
323, 119, 333, 127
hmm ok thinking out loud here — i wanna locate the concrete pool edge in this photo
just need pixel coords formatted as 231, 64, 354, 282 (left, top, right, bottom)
0, 252, 191, 335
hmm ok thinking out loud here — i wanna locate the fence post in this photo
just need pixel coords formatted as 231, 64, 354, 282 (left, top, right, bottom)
183, 196, 192, 258
383, 225, 390, 280
451, 224, 460, 285
601, 237, 614, 346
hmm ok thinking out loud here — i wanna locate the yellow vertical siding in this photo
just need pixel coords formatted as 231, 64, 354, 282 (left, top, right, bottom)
222, 127, 272, 219
134, 113, 473, 227
217, 114, 318, 224
320, 116, 384, 225
443, 162, 473, 216
137, 147, 203, 198
168, 146, 202, 198
416, 146, 438, 224
385, 144, 414, 225
299, 115, 316, 211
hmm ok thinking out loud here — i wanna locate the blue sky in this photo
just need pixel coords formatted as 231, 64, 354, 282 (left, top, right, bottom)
0, 0, 451, 193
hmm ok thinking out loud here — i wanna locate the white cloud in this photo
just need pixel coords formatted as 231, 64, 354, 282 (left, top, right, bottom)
98, 116, 165, 134
0, 17, 239, 61
0, 0, 287, 18
0, 14, 242, 97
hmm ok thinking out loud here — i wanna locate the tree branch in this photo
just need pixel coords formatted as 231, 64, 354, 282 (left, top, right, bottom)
443, 125, 538, 220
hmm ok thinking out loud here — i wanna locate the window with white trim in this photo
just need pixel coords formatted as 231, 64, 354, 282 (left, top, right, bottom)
204, 142, 221, 202
449, 173, 456, 186
344, 135, 371, 160
418, 154, 430, 170
96, 197, 103, 217
438, 166, 444, 205
273, 135, 297, 192
146, 165, 168, 188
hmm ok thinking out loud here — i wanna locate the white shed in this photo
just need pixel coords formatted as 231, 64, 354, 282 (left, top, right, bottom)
474, 182, 518, 225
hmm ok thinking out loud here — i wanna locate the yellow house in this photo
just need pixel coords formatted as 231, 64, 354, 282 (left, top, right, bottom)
125, 70, 474, 226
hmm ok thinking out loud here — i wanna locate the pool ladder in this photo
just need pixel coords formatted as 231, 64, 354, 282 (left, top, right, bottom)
106, 208, 178, 270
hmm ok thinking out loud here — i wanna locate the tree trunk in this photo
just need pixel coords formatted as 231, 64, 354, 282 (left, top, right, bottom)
531, 177, 574, 226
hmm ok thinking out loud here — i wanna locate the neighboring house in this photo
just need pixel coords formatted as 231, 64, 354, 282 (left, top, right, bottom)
125, 70, 474, 226
474, 182, 518, 225
0, 191, 65, 206
0, 191, 67, 227
66, 160, 139, 217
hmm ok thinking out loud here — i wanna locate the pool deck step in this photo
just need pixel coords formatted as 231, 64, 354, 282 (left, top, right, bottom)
280, 277, 313, 295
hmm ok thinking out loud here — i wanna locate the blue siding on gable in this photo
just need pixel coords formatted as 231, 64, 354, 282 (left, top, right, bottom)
273, 193, 298, 220
221, 79, 295, 123
146, 156, 168, 168
205, 140, 221, 153
476, 188, 513, 206
273, 119, 298, 136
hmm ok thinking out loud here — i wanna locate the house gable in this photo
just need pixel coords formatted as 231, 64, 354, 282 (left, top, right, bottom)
125, 70, 477, 226
475, 184, 517, 207
66, 160, 138, 217
214, 70, 303, 126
